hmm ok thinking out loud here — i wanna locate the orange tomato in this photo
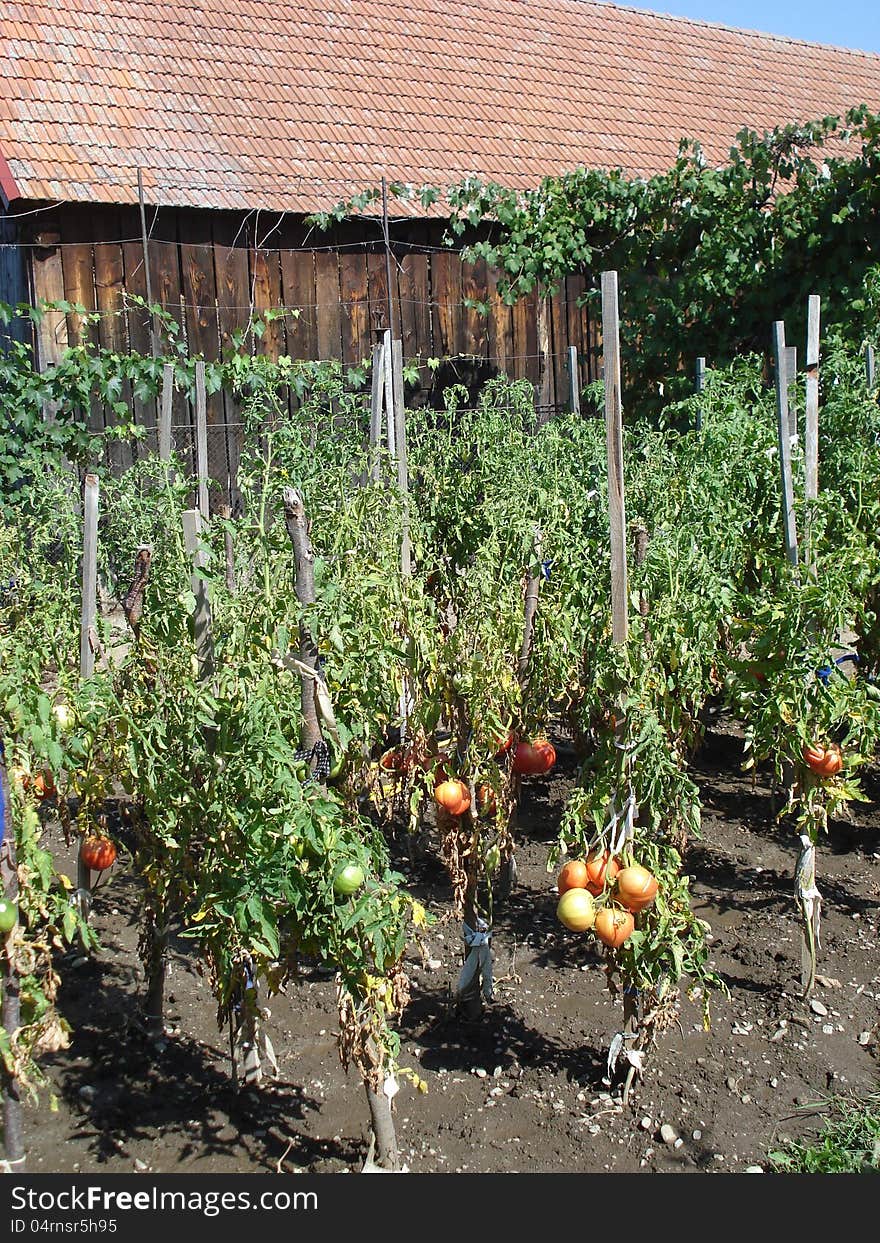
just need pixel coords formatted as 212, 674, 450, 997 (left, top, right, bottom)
79, 836, 117, 872
557, 860, 589, 894
593, 907, 635, 948
379, 748, 410, 773
434, 780, 471, 816
583, 850, 621, 896
477, 784, 497, 817
556, 888, 596, 932
615, 864, 659, 913
32, 769, 56, 801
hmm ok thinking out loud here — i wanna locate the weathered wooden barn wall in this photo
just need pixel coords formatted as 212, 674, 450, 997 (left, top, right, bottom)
12, 202, 599, 498
0, 209, 29, 342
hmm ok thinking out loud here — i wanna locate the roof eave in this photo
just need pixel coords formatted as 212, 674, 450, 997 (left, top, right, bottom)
0, 147, 21, 210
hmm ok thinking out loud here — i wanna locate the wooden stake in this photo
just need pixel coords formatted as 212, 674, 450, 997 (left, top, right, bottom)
382, 329, 396, 458
80, 475, 99, 680
785, 344, 798, 440
182, 509, 214, 682
282, 488, 321, 752
804, 298, 820, 502
0, 759, 26, 1171
137, 168, 160, 363
219, 505, 236, 594
76, 473, 99, 910
695, 356, 706, 432
391, 339, 411, 578
518, 527, 543, 690
601, 272, 628, 646
568, 345, 580, 415
773, 322, 799, 569
158, 362, 174, 462
867, 343, 876, 391
369, 339, 385, 482
381, 176, 397, 341
194, 360, 209, 520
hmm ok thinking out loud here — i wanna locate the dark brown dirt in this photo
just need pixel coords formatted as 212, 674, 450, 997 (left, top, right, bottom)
21, 721, 880, 1175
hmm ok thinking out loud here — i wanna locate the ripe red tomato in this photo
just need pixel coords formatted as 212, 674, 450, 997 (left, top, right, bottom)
557, 860, 589, 895
615, 864, 659, 913
434, 780, 471, 816
79, 836, 117, 872
513, 739, 556, 776
593, 907, 635, 948
802, 742, 843, 778
583, 850, 621, 896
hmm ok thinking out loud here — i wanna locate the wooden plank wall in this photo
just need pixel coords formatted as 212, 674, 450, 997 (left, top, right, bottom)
21, 204, 598, 504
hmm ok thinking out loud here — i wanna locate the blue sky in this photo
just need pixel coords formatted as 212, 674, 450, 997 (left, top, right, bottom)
622, 2, 879, 53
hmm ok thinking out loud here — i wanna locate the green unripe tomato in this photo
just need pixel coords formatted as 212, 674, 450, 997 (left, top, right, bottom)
327, 752, 347, 786
53, 703, 75, 733
332, 864, 364, 896
0, 899, 19, 935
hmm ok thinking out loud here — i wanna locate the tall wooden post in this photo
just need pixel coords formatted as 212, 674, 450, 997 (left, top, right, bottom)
567, 346, 580, 415
601, 273, 628, 645
773, 322, 799, 569
695, 356, 706, 432
369, 339, 385, 483
182, 509, 214, 683
785, 344, 798, 440
804, 297, 821, 575
0, 759, 25, 1171
158, 363, 174, 463
194, 361, 209, 520
76, 474, 100, 911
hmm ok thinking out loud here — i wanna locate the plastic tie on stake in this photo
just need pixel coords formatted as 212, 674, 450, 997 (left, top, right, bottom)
604, 1030, 642, 1086
457, 918, 494, 1003
795, 833, 822, 952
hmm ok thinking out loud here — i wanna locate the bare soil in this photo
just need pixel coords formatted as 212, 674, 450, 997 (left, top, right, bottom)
21, 721, 880, 1175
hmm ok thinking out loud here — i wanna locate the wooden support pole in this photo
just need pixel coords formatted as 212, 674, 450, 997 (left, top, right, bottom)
391, 339, 411, 578
695, 356, 706, 432
786, 345, 798, 439
369, 339, 385, 482
76, 473, 99, 910
804, 298, 820, 503
137, 168, 160, 363
867, 343, 876, 391
773, 322, 799, 569
158, 363, 174, 462
80, 475, 99, 680
601, 272, 628, 646
182, 509, 214, 682
0, 759, 26, 1171
282, 488, 322, 753
567, 345, 580, 415
382, 329, 396, 458
219, 505, 236, 594
194, 361, 209, 520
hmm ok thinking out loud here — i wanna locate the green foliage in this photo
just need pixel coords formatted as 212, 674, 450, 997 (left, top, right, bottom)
769, 1088, 880, 1172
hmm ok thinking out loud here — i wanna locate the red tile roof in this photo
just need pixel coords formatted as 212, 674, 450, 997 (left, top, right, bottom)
1, 0, 879, 213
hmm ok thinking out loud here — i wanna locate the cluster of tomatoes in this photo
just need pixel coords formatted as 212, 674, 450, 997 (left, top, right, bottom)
555, 853, 658, 948
801, 741, 844, 778
431, 735, 557, 819
380, 728, 557, 822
